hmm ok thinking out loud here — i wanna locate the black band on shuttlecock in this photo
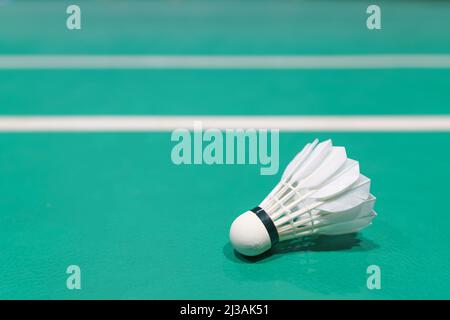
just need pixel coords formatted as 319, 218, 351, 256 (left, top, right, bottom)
251, 207, 279, 246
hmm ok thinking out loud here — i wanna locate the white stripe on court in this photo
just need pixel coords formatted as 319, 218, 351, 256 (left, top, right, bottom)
1, 55, 450, 69
0, 116, 450, 132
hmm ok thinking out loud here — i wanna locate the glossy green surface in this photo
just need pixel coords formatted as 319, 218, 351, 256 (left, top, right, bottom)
1, 70, 450, 115
0, 0, 449, 299
1, 0, 450, 54
1, 133, 450, 299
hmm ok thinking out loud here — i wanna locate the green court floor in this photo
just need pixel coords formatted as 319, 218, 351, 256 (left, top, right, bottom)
1, 69, 450, 115
0, 0, 449, 299
1, 133, 450, 299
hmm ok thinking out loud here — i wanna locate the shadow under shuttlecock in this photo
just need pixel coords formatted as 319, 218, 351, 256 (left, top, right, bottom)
226, 233, 378, 263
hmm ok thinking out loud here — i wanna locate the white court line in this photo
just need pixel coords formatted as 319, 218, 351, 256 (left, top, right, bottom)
1, 55, 450, 69
0, 116, 450, 132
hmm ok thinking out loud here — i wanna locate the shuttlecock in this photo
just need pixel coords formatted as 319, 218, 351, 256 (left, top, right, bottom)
229, 139, 376, 256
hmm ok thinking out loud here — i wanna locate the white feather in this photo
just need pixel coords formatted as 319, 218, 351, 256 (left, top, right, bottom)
290, 139, 333, 183
318, 213, 376, 235
300, 147, 347, 189
310, 159, 360, 200
281, 139, 318, 181
316, 175, 371, 212
268, 140, 375, 240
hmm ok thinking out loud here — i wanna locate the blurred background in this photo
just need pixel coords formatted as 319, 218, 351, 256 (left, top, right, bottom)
0, 0, 449, 299
1, 0, 450, 115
